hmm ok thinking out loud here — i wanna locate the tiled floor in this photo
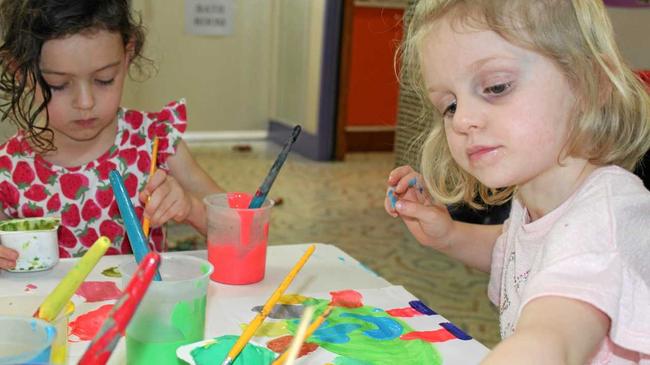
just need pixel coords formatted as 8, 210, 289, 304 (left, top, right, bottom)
168, 141, 500, 348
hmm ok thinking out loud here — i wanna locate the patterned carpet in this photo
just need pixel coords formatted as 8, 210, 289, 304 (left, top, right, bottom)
167, 141, 500, 348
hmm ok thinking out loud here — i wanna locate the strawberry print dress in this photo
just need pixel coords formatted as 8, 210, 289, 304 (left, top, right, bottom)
0, 100, 187, 257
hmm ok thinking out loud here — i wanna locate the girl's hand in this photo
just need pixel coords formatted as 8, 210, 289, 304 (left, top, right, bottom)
385, 165, 454, 250
139, 170, 193, 227
0, 246, 18, 270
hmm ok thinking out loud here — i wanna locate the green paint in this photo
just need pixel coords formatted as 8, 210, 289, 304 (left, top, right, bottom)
0, 218, 59, 231
126, 335, 187, 365
333, 356, 373, 365
126, 296, 206, 365
288, 298, 442, 365
190, 335, 277, 365
171, 296, 206, 340
101, 266, 122, 278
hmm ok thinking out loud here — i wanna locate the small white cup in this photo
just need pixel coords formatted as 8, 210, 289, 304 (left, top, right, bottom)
0, 217, 60, 272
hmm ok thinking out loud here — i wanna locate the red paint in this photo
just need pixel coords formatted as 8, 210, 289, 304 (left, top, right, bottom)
329, 290, 363, 308
208, 241, 266, 284
208, 192, 267, 284
400, 329, 456, 343
386, 307, 421, 317
24, 283, 38, 291
79, 253, 160, 365
76, 281, 122, 302
69, 304, 114, 341
266, 335, 319, 357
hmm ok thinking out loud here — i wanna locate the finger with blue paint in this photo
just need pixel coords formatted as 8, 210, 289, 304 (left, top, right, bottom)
385, 165, 431, 218
109, 170, 162, 281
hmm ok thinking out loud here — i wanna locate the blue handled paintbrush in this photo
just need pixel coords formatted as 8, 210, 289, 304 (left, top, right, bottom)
109, 170, 162, 281
248, 125, 302, 209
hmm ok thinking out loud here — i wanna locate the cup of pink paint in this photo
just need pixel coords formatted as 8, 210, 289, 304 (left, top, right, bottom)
204, 192, 274, 285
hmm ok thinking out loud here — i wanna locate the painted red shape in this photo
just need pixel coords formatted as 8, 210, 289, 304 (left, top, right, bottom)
400, 329, 456, 343
76, 281, 122, 302
386, 307, 421, 317
266, 335, 319, 357
24, 283, 38, 291
329, 289, 363, 308
69, 304, 114, 341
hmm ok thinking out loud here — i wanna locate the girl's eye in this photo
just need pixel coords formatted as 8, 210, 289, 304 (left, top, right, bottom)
443, 101, 457, 118
48, 83, 66, 91
484, 82, 512, 95
96, 78, 114, 86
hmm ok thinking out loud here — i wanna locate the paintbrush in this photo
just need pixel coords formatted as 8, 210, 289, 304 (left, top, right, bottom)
34, 237, 111, 321
78, 252, 161, 365
280, 306, 315, 365
248, 125, 301, 209
220, 244, 316, 365
271, 305, 332, 365
141, 137, 159, 238
109, 169, 162, 281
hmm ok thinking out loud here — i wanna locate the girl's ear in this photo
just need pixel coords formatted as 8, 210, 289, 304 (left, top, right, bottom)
124, 37, 136, 64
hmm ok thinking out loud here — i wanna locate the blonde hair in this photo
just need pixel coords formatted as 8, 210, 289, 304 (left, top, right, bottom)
400, 0, 650, 208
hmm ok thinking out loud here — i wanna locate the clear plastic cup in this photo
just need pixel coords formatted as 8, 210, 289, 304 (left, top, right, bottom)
0, 295, 74, 365
120, 254, 213, 365
204, 192, 274, 284
0, 316, 56, 365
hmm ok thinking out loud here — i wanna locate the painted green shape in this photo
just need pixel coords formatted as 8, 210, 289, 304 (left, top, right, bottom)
0, 218, 59, 231
22, 241, 30, 249
171, 296, 206, 340
101, 266, 122, 278
240, 321, 290, 338
285, 298, 442, 365
191, 335, 277, 365
333, 356, 373, 365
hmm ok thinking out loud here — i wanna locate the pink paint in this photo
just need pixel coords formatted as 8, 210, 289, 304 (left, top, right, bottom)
24, 283, 37, 291
208, 193, 268, 284
69, 304, 114, 341
400, 329, 456, 343
208, 241, 266, 284
329, 289, 363, 308
386, 307, 421, 317
75, 281, 122, 302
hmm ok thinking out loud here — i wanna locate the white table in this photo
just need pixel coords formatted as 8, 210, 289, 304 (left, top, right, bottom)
0, 243, 488, 364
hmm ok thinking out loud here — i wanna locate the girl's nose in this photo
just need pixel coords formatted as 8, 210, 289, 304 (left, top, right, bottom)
450, 102, 484, 134
73, 83, 95, 110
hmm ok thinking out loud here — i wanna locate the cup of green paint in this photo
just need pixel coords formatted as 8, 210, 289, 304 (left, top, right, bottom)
0, 217, 60, 272
120, 254, 213, 365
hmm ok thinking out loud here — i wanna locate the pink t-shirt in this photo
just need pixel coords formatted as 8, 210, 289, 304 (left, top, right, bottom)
488, 166, 650, 364
0, 100, 187, 257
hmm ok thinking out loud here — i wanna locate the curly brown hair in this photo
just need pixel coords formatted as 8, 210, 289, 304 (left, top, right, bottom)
0, 0, 150, 152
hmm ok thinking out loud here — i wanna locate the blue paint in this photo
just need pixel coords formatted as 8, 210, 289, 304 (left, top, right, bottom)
340, 313, 402, 340
439, 322, 472, 340
338, 256, 346, 262
109, 170, 161, 281
387, 189, 397, 209
408, 178, 417, 187
313, 322, 361, 344
409, 300, 436, 315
